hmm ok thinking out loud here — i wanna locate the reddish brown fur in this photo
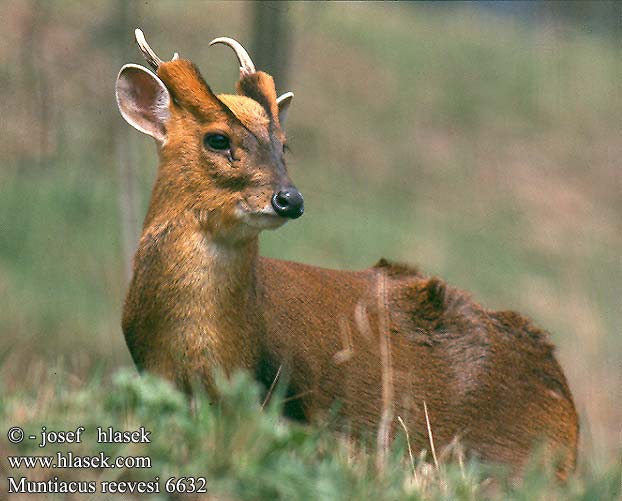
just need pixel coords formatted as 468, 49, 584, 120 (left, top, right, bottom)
119, 48, 578, 480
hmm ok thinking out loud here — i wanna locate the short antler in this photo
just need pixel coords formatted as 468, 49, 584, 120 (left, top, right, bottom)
209, 37, 256, 77
135, 28, 178, 71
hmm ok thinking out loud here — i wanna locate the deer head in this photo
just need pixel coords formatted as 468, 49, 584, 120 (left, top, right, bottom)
115, 29, 302, 244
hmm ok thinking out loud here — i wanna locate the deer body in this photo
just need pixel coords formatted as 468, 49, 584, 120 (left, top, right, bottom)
117, 30, 578, 479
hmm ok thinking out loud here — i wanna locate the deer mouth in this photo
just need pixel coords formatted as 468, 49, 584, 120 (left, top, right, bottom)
236, 203, 287, 230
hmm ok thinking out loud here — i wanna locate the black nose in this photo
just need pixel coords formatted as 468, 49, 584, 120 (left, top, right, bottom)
271, 187, 304, 219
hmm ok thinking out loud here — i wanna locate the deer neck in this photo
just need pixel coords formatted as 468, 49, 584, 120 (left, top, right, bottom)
172, 215, 261, 328
199, 233, 260, 312
139, 205, 263, 388
187, 224, 263, 381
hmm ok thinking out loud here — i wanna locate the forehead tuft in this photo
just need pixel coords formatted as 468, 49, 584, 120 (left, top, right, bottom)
157, 60, 228, 120
157, 60, 277, 141
217, 94, 270, 132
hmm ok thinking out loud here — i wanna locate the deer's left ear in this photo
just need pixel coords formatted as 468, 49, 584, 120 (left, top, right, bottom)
276, 92, 293, 129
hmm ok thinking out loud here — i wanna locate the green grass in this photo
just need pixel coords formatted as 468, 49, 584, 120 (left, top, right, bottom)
0, 164, 125, 366
2, 370, 620, 500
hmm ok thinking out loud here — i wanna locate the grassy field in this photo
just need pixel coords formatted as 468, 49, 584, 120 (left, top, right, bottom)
1, 1, 620, 498
1, 371, 620, 500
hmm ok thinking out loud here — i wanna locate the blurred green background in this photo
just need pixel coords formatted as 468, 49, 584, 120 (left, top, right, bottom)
1, 0, 620, 471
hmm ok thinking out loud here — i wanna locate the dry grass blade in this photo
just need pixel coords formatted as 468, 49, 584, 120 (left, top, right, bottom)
397, 415, 417, 482
280, 389, 314, 405
376, 271, 394, 475
354, 300, 373, 341
260, 364, 282, 410
334, 316, 354, 364
423, 400, 439, 470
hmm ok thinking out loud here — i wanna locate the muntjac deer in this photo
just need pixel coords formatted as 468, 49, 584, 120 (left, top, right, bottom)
116, 29, 578, 479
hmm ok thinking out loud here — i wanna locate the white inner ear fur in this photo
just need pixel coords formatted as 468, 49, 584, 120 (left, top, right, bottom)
116, 64, 170, 142
276, 92, 293, 129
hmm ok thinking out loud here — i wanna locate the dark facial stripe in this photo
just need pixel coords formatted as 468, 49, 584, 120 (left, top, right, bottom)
211, 171, 253, 192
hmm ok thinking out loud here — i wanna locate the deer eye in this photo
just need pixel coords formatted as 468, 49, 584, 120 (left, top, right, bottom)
204, 133, 230, 151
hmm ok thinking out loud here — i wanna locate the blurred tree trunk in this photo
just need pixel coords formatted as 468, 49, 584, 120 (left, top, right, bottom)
251, 1, 292, 92
113, 0, 140, 281
21, 0, 53, 168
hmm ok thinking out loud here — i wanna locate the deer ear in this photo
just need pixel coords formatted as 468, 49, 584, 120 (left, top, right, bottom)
276, 92, 293, 129
116, 64, 170, 142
